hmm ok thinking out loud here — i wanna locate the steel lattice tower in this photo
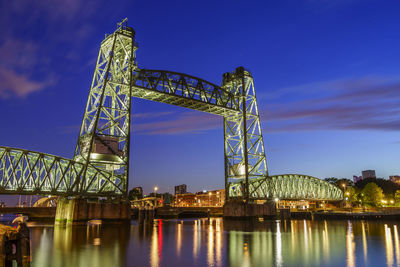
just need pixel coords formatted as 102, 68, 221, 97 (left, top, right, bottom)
74, 20, 137, 196
223, 67, 268, 201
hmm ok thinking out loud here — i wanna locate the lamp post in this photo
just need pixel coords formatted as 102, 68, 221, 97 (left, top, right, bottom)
154, 186, 158, 197
274, 197, 279, 211
341, 183, 347, 207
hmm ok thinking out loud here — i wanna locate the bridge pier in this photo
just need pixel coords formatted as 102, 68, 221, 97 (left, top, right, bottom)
138, 207, 155, 224
223, 200, 276, 219
55, 198, 130, 225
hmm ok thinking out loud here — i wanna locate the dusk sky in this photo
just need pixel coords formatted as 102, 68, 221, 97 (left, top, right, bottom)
0, 0, 399, 197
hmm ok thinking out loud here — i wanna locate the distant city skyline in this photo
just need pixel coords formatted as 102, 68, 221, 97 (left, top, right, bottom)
0, 0, 399, 198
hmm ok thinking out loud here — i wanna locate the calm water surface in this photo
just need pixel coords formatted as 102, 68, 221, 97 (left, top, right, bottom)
27, 219, 400, 267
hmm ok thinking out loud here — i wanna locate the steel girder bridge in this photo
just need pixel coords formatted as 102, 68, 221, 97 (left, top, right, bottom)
0, 20, 343, 202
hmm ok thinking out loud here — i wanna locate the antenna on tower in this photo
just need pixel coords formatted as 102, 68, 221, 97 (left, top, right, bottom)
117, 18, 128, 30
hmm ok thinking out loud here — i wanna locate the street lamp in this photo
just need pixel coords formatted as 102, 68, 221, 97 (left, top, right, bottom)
341, 183, 346, 191
274, 197, 279, 210
154, 186, 158, 195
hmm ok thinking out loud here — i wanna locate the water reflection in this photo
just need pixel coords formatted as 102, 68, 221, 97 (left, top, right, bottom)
30, 223, 130, 267
28, 219, 400, 267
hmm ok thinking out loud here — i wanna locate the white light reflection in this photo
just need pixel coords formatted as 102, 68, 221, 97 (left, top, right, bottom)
393, 225, 400, 265
207, 218, 215, 266
361, 221, 368, 263
215, 219, 222, 267
385, 224, 394, 267
322, 220, 330, 262
291, 221, 296, 258
150, 223, 159, 267
303, 220, 309, 264
276, 221, 282, 267
176, 221, 182, 257
193, 219, 201, 259
346, 221, 356, 267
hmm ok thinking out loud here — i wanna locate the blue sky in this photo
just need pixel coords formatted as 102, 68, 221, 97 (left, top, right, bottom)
0, 0, 399, 196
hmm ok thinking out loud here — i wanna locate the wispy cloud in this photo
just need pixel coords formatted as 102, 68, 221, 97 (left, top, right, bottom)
58, 76, 400, 135
0, 67, 51, 98
262, 76, 400, 132
133, 111, 221, 135
133, 111, 175, 119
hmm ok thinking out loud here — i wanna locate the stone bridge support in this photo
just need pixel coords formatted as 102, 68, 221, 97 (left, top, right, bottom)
55, 198, 130, 224
223, 200, 276, 219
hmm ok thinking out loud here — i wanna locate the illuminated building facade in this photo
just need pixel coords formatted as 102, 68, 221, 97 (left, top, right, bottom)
174, 189, 225, 207
174, 184, 187, 195
362, 170, 376, 179
390, 176, 400, 185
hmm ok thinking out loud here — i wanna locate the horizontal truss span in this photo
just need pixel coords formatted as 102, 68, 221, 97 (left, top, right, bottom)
0, 147, 124, 196
133, 69, 239, 116
229, 174, 343, 201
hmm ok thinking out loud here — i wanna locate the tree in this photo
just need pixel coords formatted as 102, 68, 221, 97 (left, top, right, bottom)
345, 186, 358, 205
325, 177, 354, 188
395, 190, 400, 206
355, 178, 400, 196
128, 187, 143, 200
362, 182, 384, 207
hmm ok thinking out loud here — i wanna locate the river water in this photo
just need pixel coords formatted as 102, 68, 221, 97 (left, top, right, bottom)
25, 218, 400, 267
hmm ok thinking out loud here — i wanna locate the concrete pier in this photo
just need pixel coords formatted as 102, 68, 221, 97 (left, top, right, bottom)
223, 200, 276, 219
55, 198, 130, 225
138, 207, 155, 224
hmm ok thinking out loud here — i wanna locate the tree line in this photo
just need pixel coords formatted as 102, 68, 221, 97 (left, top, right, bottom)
325, 177, 400, 207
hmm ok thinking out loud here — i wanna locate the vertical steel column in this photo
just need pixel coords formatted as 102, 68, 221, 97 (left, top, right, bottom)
73, 21, 137, 197
223, 67, 268, 201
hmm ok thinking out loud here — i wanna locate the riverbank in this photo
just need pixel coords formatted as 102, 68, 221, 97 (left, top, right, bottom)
3, 206, 400, 222
291, 209, 400, 220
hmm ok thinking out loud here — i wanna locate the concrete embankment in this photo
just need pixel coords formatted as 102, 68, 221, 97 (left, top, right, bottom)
0, 207, 56, 221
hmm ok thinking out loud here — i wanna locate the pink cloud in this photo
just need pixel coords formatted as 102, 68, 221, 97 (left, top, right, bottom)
133, 111, 221, 135
0, 67, 47, 98
261, 76, 400, 132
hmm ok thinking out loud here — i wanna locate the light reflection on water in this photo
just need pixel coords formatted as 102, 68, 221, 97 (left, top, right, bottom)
28, 219, 400, 267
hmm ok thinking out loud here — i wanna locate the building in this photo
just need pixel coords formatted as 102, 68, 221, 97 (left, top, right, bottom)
353, 175, 362, 183
174, 189, 225, 207
362, 170, 376, 179
174, 184, 187, 195
390, 176, 400, 185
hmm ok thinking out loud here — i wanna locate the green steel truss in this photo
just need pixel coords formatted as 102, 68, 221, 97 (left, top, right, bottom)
223, 67, 268, 201
0, 20, 343, 201
0, 147, 124, 196
73, 22, 137, 197
133, 69, 239, 116
229, 174, 343, 201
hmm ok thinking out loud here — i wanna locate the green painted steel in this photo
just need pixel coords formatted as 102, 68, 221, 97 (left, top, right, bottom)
229, 174, 343, 201
0, 19, 343, 201
223, 67, 268, 201
0, 147, 124, 196
73, 21, 136, 197
133, 69, 240, 117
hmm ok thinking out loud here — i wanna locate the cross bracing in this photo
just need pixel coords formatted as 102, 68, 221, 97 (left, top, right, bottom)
0, 147, 124, 196
0, 20, 343, 201
132, 69, 239, 117
229, 174, 343, 201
